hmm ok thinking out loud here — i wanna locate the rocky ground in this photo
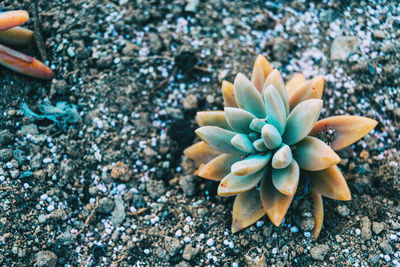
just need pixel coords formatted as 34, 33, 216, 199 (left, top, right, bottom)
0, 0, 399, 266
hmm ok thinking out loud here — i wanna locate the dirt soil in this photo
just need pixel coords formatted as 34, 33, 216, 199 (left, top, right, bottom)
0, 0, 399, 266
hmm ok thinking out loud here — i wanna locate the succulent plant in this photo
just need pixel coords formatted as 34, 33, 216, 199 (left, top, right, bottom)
184, 55, 377, 239
0, 10, 54, 79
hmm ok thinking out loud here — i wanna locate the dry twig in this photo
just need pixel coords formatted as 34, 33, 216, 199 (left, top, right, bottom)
33, 0, 48, 62
76, 196, 99, 236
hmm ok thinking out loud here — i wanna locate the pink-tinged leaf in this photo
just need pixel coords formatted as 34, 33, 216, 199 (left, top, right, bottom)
260, 176, 293, 226
288, 76, 324, 110
311, 191, 324, 240
218, 168, 267, 196
285, 73, 306, 95
0, 26, 34, 46
0, 44, 54, 79
293, 136, 341, 171
0, 10, 29, 31
309, 115, 378, 151
221, 80, 237, 107
272, 160, 299, 196
183, 141, 221, 165
196, 111, 230, 129
232, 188, 265, 233
251, 55, 273, 92
309, 165, 351, 201
197, 153, 242, 181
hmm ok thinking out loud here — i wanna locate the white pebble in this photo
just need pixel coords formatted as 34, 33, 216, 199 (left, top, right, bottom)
47, 205, 55, 212
184, 236, 191, 243
256, 221, 264, 227
206, 238, 214, 247
144, 249, 150, 255
355, 228, 361, 235
175, 229, 182, 237
290, 226, 299, 233
42, 158, 52, 164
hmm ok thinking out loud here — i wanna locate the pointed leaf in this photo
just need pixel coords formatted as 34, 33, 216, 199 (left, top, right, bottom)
231, 153, 272, 176
263, 85, 286, 134
311, 191, 324, 240
234, 73, 266, 118
0, 26, 34, 46
196, 111, 230, 129
0, 44, 55, 79
293, 136, 341, 171
253, 138, 267, 152
285, 73, 306, 96
309, 115, 378, 151
262, 124, 282, 150
272, 144, 292, 169
218, 168, 267, 196
309, 165, 351, 200
184, 141, 221, 165
272, 160, 299, 196
222, 80, 238, 107
260, 176, 293, 226
231, 134, 256, 153
232, 188, 265, 233
251, 55, 273, 92
197, 153, 242, 181
263, 69, 289, 115
195, 126, 239, 153
282, 99, 323, 145
0, 10, 29, 31
224, 107, 256, 133
288, 76, 324, 110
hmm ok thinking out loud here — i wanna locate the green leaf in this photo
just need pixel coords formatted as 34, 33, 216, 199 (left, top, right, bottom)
218, 168, 267, 196
282, 99, 323, 145
195, 126, 239, 153
224, 107, 256, 133
271, 144, 293, 169
234, 73, 266, 118
263, 84, 286, 135
261, 124, 282, 150
231, 134, 256, 153
272, 160, 299, 196
231, 153, 272, 176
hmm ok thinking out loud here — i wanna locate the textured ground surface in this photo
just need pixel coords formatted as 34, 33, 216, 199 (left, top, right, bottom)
0, 0, 399, 266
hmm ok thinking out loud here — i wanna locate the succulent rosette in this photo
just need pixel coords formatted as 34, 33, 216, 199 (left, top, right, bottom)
184, 55, 377, 239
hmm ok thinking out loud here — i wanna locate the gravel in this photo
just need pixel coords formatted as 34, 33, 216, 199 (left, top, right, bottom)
360, 216, 372, 240
310, 244, 330, 261
1, 0, 399, 266
97, 197, 115, 214
34, 251, 57, 267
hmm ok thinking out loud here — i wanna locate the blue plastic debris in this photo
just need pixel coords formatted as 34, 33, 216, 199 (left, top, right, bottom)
21, 99, 81, 130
